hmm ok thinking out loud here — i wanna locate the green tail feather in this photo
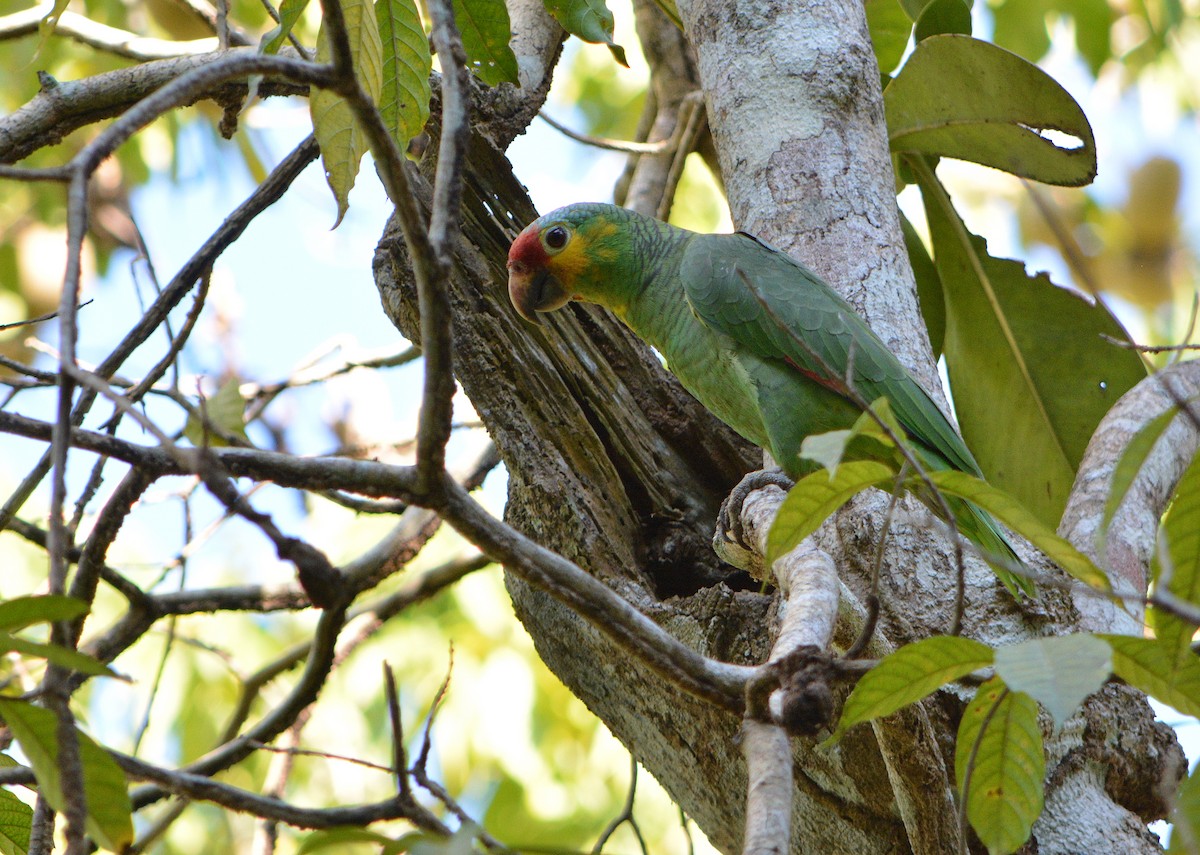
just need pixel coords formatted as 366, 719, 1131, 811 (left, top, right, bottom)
951, 496, 1034, 597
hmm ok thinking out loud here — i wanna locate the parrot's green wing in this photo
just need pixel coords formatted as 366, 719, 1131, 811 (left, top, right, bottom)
679, 232, 982, 478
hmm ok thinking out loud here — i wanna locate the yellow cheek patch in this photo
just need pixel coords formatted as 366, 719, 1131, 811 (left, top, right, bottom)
547, 221, 619, 287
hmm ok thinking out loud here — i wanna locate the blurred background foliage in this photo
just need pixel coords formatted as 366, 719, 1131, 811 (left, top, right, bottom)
0, 0, 1197, 850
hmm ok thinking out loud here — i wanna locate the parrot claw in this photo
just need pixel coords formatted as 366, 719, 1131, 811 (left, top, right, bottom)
717, 469, 795, 553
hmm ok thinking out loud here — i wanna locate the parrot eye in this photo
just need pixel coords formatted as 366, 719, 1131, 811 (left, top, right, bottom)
544, 226, 569, 251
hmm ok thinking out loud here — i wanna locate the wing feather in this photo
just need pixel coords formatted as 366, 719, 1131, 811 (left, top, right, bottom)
679, 232, 982, 476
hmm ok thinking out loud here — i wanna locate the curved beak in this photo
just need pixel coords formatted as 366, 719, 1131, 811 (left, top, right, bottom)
508, 265, 571, 325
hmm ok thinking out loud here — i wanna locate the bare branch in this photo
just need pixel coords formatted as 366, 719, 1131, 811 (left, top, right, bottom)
1060, 359, 1200, 633
0, 3, 229, 59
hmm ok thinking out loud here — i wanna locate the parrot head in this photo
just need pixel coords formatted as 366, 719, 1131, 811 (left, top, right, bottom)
507, 203, 628, 324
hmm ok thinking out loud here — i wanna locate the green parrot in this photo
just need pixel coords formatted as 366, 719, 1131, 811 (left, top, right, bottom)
507, 202, 1023, 586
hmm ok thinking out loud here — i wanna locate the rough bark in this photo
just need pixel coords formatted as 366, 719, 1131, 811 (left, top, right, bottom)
372, 0, 1188, 851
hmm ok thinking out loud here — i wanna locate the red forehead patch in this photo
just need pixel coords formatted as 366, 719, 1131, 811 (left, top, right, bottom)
508, 225, 548, 267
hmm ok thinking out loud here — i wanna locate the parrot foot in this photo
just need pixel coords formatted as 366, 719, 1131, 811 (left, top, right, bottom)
717, 469, 795, 553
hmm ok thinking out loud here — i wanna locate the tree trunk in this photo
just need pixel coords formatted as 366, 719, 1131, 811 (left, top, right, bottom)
373, 0, 1185, 851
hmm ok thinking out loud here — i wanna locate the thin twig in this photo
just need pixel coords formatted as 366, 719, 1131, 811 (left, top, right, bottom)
0, 300, 93, 332
539, 112, 673, 155
592, 756, 647, 855
1101, 334, 1200, 354
383, 663, 412, 799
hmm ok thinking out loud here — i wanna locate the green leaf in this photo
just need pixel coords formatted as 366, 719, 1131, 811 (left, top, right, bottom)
913, 0, 971, 41
1103, 403, 1187, 532
260, 0, 312, 55
799, 399, 902, 473
452, 0, 519, 86
544, 0, 629, 66
1103, 634, 1200, 719
865, 0, 913, 74
0, 700, 132, 852
0, 596, 87, 633
33, 0, 72, 62
0, 635, 120, 679
916, 165, 1146, 527
184, 377, 250, 448
956, 679, 1044, 855
886, 35, 1096, 185
902, 212, 945, 358
1149, 451, 1200, 654
767, 461, 896, 566
0, 786, 31, 855
831, 636, 993, 741
377, 0, 432, 146
921, 470, 1109, 590
1168, 759, 1200, 854
993, 635, 1111, 727
897, 0, 933, 21
310, 0, 385, 227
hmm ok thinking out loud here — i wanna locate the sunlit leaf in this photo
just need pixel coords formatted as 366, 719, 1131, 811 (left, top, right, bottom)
799, 399, 903, 474
33, 0, 72, 62
310, 0, 384, 227
921, 470, 1109, 589
917, 167, 1146, 527
993, 635, 1111, 727
183, 377, 250, 447
830, 636, 993, 741
1168, 759, 1200, 854
260, 0, 312, 55
886, 35, 1096, 185
1150, 452, 1200, 653
0, 596, 87, 633
0, 785, 30, 855
0, 699, 132, 852
452, 0, 519, 86
544, 0, 629, 67
0, 634, 121, 680
913, 0, 971, 41
1103, 634, 1200, 719
956, 678, 1044, 855
377, 0, 432, 146
866, 0, 912, 74
767, 461, 896, 565
1103, 403, 1185, 532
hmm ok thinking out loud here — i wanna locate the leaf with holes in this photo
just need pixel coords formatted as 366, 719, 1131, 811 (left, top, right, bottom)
830, 636, 993, 742
1103, 634, 1200, 718
920, 470, 1109, 589
886, 35, 1096, 185
1149, 452, 1200, 654
543, 0, 629, 66
0, 699, 132, 852
377, 0, 432, 146
767, 461, 896, 566
917, 167, 1146, 527
452, 0, 518, 86
993, 635, 1111, 727
310, 0, 384, 227
956, 678, 1044, 855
